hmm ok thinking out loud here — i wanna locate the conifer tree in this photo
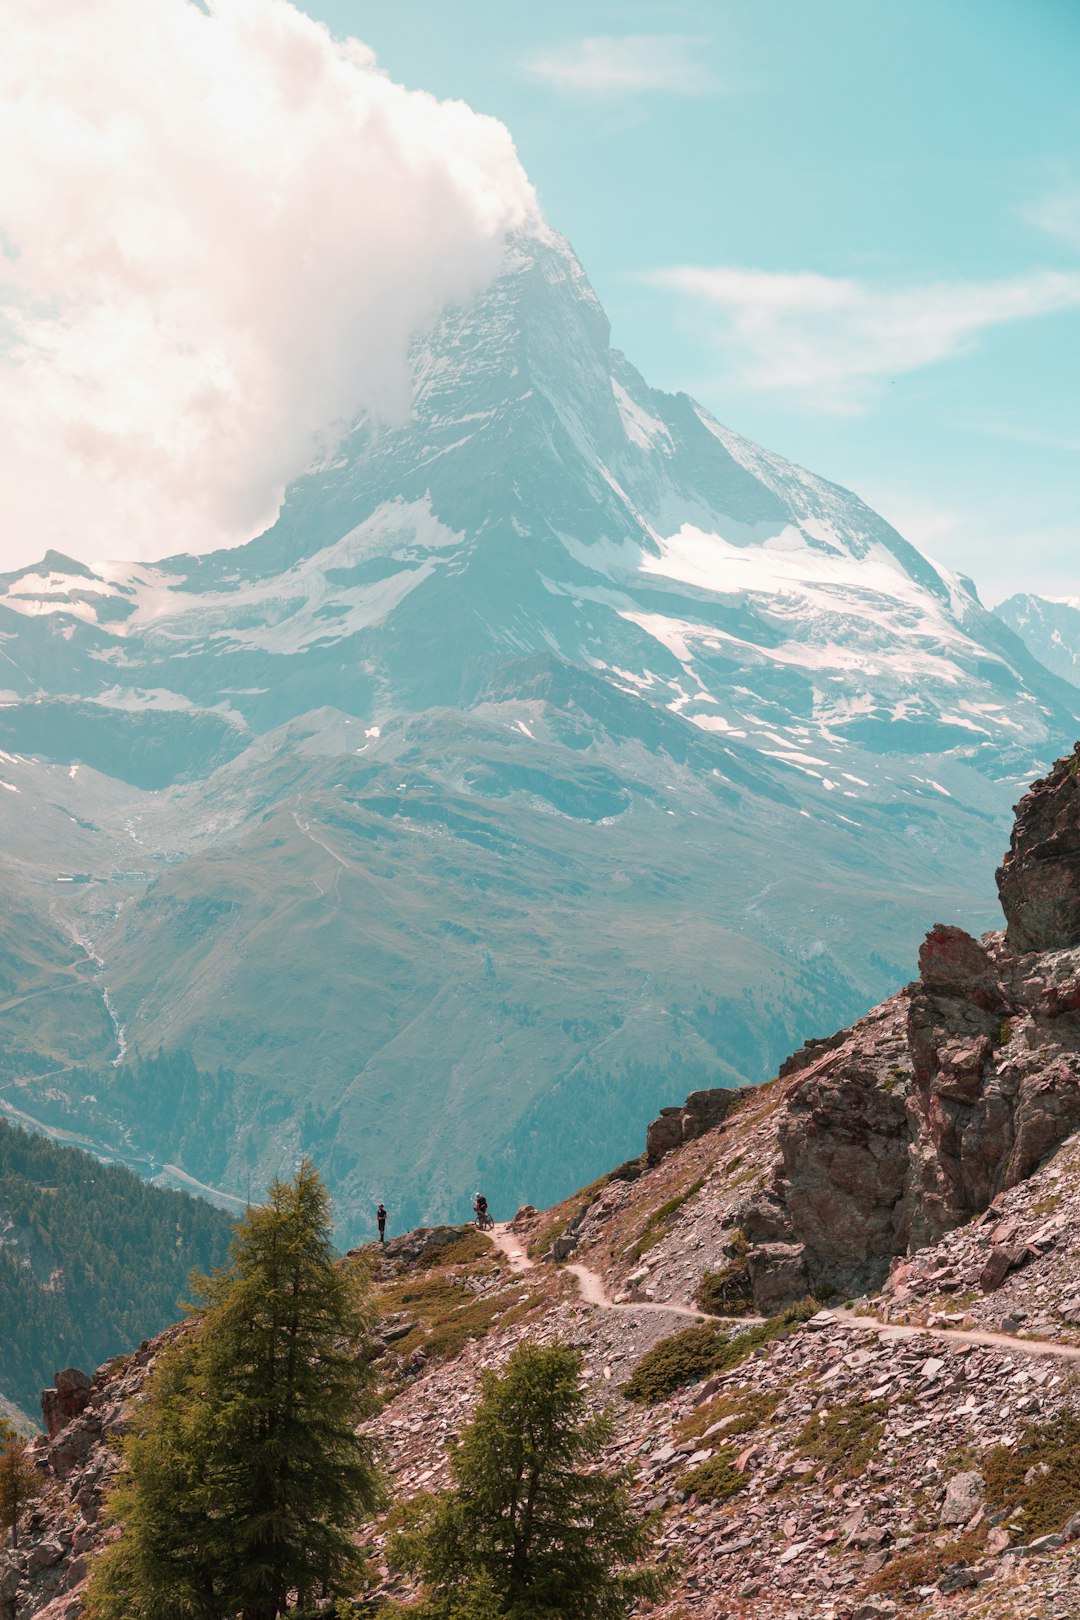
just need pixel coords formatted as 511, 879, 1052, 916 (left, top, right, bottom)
0, 1431, 40, 1549
86, 1159, 384, 1620
392, 1342, 667, 1619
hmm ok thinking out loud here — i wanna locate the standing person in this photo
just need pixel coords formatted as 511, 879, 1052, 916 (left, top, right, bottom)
376, 1202, 387, 1243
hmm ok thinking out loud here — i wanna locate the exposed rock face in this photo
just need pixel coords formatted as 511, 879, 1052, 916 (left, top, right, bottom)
750, 924, 1080, 1304
723, 751, 1080, 1307
646, 1087, 750, 1164
998, 744, 1080, 953
771, 1000, 912, 1299
39, 1372, 91, 1442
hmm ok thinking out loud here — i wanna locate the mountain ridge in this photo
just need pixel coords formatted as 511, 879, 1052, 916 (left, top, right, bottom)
1, 227, 1077, 1234
997, 592, 1080, 690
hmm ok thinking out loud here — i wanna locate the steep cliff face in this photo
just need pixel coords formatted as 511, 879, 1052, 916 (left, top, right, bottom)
997, 743, 1080, 953
628, 745, 1080, 1308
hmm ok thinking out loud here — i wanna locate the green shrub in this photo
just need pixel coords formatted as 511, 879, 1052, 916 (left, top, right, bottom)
695, 1261, 753, 1316
866, 1532, 985, 1597
622, 1299, 815, 1404
794, 1399, 886, 1479
983, 1412, 1080, 1537
678, 1447, 746, 1503
621, 1323, 717, 1404
676, 1385, 780, 1444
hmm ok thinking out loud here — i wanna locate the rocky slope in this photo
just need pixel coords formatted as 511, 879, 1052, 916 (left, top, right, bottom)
2, 226, 1077, 1235
8, 747, 1080, 1620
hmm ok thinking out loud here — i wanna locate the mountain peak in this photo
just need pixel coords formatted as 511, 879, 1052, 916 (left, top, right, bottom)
2, 225, 1078, 1236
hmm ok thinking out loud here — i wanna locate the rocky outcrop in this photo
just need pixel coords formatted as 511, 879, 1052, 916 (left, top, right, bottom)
39, 1373, 91, 1443
363, 1226, 467, 1271
646, 1087, 750, 1164
0, 1340, 172, 1620
728, 751, 1080, 1307
997, 743, 1080, 953
763, 998, 913, 1300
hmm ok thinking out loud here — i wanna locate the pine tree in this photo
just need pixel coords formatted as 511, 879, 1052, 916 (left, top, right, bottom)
0, 1431, 41, 1549
86, 1159, 384, 1620
392, 1342, 668, 1619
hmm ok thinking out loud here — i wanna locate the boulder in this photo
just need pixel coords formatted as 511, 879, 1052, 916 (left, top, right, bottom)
940, 1470, 984, 1527
918, 924, 1003, 1008
937, 1562, 978, 1594
27, 1541, 65, 1573
979, 1243, 1028, 1292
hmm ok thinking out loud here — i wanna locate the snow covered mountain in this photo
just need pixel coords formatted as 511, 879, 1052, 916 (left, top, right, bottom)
1, 226, 1077, 1237
996, 593, 1080, 689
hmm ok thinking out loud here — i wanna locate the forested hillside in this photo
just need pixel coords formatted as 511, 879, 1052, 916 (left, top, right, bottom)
0, 1121, 234, 1418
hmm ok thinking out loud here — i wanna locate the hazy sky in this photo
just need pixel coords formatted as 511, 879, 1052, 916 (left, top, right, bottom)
2, 0, 1077, 603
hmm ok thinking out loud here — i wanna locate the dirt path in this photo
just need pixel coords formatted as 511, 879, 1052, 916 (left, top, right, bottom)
829, 1307, 1080, 1363
488, 1224, 534, 1275
488, 1226, 1080, 1365
488, 1225, 757, 1323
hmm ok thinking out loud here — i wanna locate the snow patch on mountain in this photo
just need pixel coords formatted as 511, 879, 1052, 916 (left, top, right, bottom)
997, 593, 1080, 690
610, 378, 673, 453
14, 500, 465, 658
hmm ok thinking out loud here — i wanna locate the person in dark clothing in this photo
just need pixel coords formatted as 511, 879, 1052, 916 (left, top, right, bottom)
376, 1203, 387, 1243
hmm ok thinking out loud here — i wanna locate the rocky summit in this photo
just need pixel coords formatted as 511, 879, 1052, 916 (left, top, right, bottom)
9, 745, 1080, 1620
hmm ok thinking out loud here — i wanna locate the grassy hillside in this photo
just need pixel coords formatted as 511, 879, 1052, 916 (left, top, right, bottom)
0, 1120, 234, 1418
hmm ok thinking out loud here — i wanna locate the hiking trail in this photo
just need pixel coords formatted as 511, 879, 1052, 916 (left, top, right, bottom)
487, 1225, 1080, 1363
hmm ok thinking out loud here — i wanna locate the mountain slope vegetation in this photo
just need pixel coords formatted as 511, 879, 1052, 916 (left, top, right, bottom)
0, 1121, 234, 1417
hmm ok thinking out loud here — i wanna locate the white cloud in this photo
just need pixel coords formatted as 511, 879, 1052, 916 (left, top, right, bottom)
0, 0, 537, 568
1023, 187, 1080, 253
648, 264, 1080, 413
524, 35, 721, 97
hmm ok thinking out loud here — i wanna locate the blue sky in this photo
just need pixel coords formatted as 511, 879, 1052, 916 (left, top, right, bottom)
298, 0, 1079, 603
